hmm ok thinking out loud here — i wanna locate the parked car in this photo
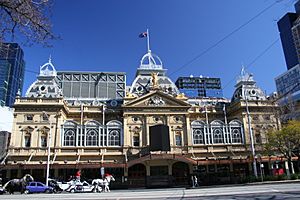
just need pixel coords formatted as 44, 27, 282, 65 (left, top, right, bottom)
25, 182, 53, 194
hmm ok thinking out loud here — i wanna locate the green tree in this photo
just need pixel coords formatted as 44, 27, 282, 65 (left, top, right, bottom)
265, 120, 300, 173
0, 0, 57, 46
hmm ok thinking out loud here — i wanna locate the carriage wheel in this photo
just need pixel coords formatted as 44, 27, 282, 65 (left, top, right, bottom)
45, 189, 52, 193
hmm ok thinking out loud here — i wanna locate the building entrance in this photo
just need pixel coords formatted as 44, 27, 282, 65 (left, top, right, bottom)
172, 162, 189, 186
128, 164, 146, 188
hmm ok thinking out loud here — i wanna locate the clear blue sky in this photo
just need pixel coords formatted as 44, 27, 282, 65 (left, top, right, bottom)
22, 0, 296, 98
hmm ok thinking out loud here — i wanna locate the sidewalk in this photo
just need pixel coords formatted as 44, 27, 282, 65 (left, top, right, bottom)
186, 179, 300, 189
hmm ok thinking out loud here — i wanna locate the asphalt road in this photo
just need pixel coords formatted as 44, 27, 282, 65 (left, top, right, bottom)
1, 182, 300, 200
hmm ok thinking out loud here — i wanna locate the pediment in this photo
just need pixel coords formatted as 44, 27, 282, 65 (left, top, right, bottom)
123, 90, 191, 108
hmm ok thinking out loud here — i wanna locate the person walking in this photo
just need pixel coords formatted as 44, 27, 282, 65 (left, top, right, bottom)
75, 169, 81, 182
194, 175, 199, 187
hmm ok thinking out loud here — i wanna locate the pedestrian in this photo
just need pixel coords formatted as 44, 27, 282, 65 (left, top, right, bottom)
194, 175, 199, 187
75, 169, 81, 182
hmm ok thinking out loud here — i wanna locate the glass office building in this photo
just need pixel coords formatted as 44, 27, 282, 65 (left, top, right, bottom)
175, 76, 223, 98
0, 43, 25, 107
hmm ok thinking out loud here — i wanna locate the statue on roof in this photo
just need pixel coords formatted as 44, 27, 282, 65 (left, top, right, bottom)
151, 72, 159, 88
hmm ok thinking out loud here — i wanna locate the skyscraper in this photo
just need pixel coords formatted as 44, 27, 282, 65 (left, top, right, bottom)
0, 43, 25, 107
277, 0, 300, 70
275, 0, 300, 121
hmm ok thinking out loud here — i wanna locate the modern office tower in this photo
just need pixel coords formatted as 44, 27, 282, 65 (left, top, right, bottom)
0, 43, 25, 107
278, 13, 299, 70
276, 1, 300, 121
175, 76, 223, 98
275, 64, 300, 96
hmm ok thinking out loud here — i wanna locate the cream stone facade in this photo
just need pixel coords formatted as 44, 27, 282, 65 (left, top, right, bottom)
0, 52, 281, 188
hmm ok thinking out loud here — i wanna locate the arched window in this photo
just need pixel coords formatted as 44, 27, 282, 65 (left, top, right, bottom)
107, 120, 122, 146
109, 130, 120, 146
232, 128, 242, 143
229, 120, 243, 144
63, 121, 78, 146
193, 129, 204, 144
211, 120, 225, 144
85, 120, 101, 146
213, 128, 223, 143
86, 129, 98, 146
191, 121, 205, 144
64, 129, 75, 146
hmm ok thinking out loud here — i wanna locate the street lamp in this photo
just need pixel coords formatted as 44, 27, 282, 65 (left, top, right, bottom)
43, 111, 52, 186
201, 105, 216, 144
243, 75, 258, 178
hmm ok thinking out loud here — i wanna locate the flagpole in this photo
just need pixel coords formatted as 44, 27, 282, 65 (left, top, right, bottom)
147, 28, 150, 52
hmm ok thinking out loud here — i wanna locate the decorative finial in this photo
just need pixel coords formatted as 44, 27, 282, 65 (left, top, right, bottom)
49, 54, 52, 63
240, 64, 245, 76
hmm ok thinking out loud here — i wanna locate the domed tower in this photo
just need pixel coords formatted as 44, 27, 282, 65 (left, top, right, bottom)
26, 57, 62, 98
231, 67, 266, 102
129, 30, 179, 96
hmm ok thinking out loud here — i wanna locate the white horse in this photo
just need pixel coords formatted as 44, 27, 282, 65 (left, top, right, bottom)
92, 175, 115, 192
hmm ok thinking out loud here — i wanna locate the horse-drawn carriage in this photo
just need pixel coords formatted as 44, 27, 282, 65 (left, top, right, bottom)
0, 173, 115, 194
58, 174, 115, 193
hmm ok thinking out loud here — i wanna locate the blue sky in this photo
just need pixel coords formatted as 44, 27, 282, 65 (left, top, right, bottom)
22, 0, 296, 98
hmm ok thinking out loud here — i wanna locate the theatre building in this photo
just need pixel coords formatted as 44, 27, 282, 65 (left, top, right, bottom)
0, 49, 280, 188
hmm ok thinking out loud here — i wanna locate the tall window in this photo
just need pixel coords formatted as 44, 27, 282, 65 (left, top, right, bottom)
193, 129, 204, 144
191, 120, 205, 145
107, 120, 122, 146
232, 128, 242, 143
62, 121, 78, 146
85, 121, 101, 146
64, 129, 75, 146
229, 120, 244, 144
108, 130, 120, 146
41, 136, 47, 147
86, 129, 98, 146
24, 134, 31, 147
213, 128, 223, 144
175, 132, 182, 146
211, 120, 225, 144
133, 134, 139, 147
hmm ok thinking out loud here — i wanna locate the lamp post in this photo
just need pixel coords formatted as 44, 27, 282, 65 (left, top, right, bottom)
102, 105, 106, 147
243, 77, 258, 178
43, 112, 52, 186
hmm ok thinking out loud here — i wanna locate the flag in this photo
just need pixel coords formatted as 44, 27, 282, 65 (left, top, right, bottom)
139, 32, 147, 38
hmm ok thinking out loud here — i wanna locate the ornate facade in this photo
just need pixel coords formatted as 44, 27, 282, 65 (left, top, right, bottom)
0, 51, 280, 188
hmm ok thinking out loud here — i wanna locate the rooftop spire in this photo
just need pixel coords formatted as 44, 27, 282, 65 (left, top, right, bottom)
39, 56, 57, 77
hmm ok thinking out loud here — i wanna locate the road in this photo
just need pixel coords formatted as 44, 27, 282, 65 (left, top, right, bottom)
1, 182, 300, 200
